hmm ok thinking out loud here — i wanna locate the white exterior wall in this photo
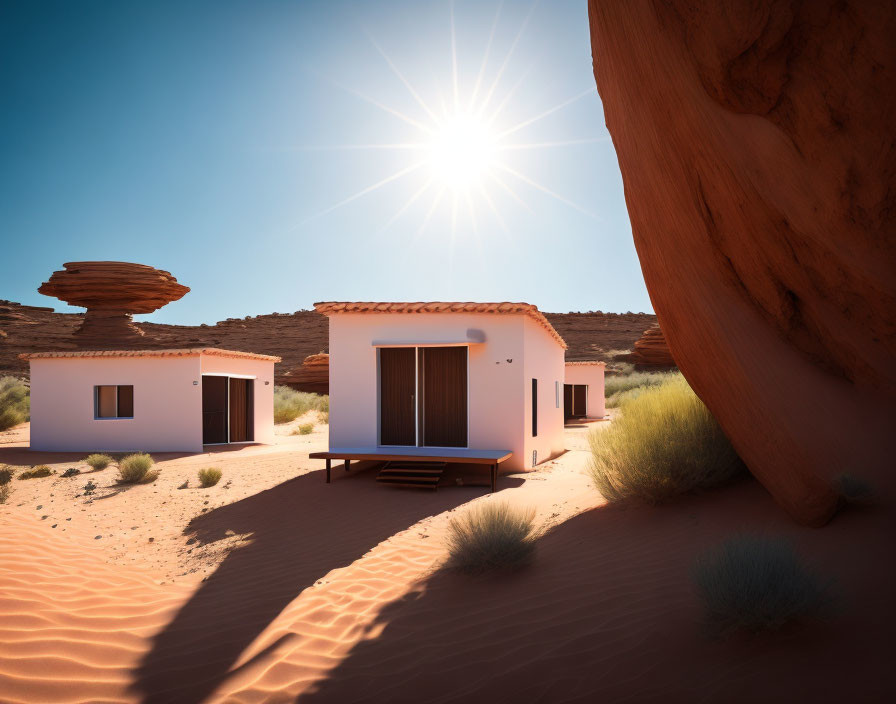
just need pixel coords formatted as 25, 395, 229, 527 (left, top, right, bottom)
199, 355, 276, 445
29, 356, 202, 452
565, 364, 607, 418
522, 317, 566, 466
328, 312, 562, 472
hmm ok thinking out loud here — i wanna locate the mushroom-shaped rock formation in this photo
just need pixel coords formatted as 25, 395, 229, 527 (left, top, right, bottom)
278, 352, 329, 394
588, 1, 895, 524
39, 262, 190, 347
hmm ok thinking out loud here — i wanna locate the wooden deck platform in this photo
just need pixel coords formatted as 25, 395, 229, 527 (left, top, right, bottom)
309, 447, 513, 492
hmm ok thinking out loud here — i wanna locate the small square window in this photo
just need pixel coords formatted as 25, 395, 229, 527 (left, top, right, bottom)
95, 385, 134, 419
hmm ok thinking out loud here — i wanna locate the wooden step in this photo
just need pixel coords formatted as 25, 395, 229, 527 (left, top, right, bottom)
376, 461, 446, 490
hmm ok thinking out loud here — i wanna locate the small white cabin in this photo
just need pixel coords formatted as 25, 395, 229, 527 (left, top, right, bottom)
564, 361, 607, 420
314, 302, 567, 473
22, 348, 279, 453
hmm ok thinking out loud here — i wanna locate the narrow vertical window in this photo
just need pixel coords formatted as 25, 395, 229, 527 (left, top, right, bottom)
531, 378, 538, 437
555, 380, 560, 408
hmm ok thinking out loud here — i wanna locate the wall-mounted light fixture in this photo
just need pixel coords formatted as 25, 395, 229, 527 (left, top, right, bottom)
265, 380, 270, 385
193, 381, 199, 385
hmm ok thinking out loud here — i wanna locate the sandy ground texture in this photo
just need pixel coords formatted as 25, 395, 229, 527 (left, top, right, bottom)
1, 416, 894, 703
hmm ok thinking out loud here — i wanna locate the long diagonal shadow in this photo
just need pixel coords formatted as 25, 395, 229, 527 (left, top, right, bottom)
131, 463, 483, 703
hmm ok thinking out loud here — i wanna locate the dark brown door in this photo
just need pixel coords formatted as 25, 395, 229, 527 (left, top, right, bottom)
228, 378, 254, 442
573, 385, 587, 417
422, 346, 467, 447
563, 384, 574, 421
202, 376, 227, 444
380, 348, 417, 445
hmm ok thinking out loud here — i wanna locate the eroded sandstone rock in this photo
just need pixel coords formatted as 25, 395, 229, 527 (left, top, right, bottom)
588, 1, 896, 524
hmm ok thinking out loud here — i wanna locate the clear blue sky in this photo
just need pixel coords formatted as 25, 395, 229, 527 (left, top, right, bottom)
0, 0, 652, 325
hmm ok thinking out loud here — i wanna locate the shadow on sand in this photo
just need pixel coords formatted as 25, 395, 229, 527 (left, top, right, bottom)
298, 479, 894, 704
131, 462, 522, 703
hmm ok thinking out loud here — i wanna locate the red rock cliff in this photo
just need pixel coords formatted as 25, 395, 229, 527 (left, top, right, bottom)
588, 1, 896, 524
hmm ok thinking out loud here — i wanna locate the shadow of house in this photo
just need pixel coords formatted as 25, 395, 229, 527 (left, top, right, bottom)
131, 463, 500, 704
299, 480, 895, 704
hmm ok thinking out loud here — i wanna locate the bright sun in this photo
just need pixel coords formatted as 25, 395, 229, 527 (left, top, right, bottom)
428, 113, 497, 189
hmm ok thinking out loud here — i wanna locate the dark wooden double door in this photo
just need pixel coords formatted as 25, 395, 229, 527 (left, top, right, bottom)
202, 376, 254, 444
380, 346, 467, 447
564, 384, 587, 421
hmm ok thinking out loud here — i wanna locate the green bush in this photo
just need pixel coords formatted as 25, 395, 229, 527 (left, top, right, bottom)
118, 453, 157, 484
293, 423, 314, 435
273, 387, 329, 424
0, 376, 30, 431
589, 374, 743, 504
84, 453, 114, 471
694, 534, 835, 636
18, 465, 53, 479
198, 467, 222, 487
445, 502, 538, 574
0, 465, 14, 485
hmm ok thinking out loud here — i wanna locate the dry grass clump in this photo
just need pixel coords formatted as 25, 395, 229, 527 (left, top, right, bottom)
273, 387, 328, 424
0, 484, 10, 504
118, 453, 157, 484
445, 502, 538, 574
604, 371, 673, 408
293, 423, 314, 435
198, 467, 223, 487
0, 465, 14, 485
589, 374, 743, 504
0, 376, 30, 431
694, 534, 835, 636
18, 465, 53, 480
84, 453, 114, 471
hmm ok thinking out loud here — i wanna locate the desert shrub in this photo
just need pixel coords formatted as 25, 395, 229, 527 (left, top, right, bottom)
604, 371, 672, 408
83, 480, 96, 495
198, 467, 222, 487
836, 474, 874, 503
445, 502, 538, 574
589, 374, 743, 504
118, 453, 157, 484
0, 484, 10, 504
61, 467, 81, 478
84, 453, 114, 471
318, 411, 329, 424
0, 376, 30, 431
293, 423, 314, 435
0, 465, 14, 485
18, 465, 53, 479
694, 534, 835, 636
273, 387, 328, 424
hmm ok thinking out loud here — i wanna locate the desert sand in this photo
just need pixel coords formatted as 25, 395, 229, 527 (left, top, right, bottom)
1, 417, 893, 703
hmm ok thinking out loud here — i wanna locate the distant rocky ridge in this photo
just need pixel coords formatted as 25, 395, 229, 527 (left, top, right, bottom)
0, 300, 658, 387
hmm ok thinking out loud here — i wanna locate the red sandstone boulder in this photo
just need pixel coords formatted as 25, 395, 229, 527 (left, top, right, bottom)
630, 324, 675, 368
278, 353, 330, 394
588, 1, 895, 524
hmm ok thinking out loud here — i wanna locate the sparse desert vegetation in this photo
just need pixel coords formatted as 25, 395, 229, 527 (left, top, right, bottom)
694, 534, 835, 636
293, 423, 314, 435
18, 465, 53, 480
590, 374, 743, 503
84, 453, 114, 471
0, 465, 14, 485
604, 370, 672, 408
273, 386, 329, 424
0, 376, 30, 431
61, 467, 81, 478
445, 502, 538, 574
198, 467, 222, 487
118, 453, 158, 484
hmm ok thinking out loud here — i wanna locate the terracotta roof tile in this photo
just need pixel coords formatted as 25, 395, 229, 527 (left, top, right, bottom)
314, 301, 567, 349
19, 348, 281, 362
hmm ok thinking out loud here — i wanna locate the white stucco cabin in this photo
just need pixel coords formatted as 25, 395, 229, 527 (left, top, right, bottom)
564, 361, 607, 420
313, 302, 567, 475
22, 348, 279, 453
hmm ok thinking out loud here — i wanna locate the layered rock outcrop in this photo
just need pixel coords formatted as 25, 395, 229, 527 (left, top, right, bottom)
588, 1, 896, 524
38, 262, 190, 346
629, 324, 675, 368
279, 353, 330, 395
